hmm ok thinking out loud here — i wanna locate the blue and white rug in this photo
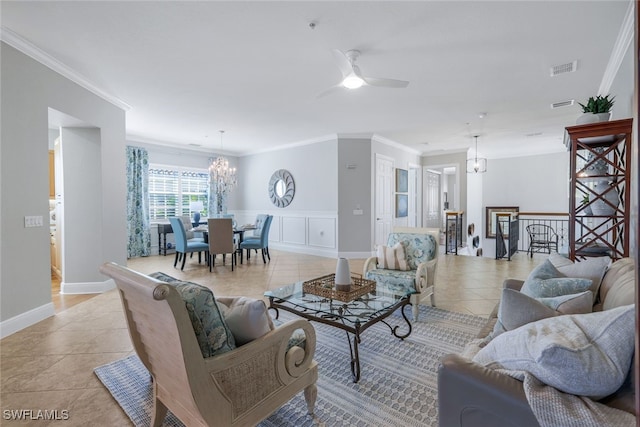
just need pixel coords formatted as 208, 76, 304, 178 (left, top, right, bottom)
94, 305, 485, 426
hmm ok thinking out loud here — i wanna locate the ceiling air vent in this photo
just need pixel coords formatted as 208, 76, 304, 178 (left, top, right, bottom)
550, 60, 577, 77
551, 99, 575, 109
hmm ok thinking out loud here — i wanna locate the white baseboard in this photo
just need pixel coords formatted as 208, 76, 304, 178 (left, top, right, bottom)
0, 303, 55, 339
60, 278, 115, 294
337, 251, 375, 259
269, 242, 338, 259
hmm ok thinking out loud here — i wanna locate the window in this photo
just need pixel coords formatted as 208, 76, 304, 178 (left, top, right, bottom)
149, 166, 209, 221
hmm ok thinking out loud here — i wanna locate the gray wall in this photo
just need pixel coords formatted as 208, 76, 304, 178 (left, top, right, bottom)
237, 139, 338, 213
1, 43, 126, 326
337, 138, 372, 253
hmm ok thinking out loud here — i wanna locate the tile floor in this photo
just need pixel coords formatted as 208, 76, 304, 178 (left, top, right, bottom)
1, 249, 542, 426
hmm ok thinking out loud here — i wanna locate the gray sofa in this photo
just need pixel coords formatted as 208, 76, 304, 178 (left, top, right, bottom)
438, 257, 636, 427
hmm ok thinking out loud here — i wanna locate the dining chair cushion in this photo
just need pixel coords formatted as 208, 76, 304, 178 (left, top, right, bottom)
216, 297, 275, 346
148, 272, 236, 357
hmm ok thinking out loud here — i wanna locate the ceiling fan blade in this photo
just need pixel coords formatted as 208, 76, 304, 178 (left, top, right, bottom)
363, 76, 409, 88
316, 84, 345, 99
331, 49, 354, 78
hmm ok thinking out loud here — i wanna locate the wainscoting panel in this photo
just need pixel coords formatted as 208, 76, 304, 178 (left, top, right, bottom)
281, 216, 307, 245
308, 217, 336, 248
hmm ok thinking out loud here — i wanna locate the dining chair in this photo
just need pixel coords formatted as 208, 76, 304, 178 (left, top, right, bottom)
169, 217, 209, 270
240, 215, 273, 263
207, 218, 236, 271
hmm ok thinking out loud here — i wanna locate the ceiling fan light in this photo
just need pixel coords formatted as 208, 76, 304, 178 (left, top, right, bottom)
342, 74, 364, 89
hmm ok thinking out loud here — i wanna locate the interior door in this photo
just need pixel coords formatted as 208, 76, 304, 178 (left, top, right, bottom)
374, 155, 394, 248
424, 169, 441, 228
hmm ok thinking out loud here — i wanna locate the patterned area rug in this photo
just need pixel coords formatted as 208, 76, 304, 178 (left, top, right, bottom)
94, 305, 485, 426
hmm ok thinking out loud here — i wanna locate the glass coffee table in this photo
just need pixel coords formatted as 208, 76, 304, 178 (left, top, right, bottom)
264, 279, 414, 383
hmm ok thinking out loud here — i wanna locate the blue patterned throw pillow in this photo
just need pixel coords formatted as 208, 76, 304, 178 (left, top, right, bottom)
149, 272, 236, 357
521, 260, 592, 298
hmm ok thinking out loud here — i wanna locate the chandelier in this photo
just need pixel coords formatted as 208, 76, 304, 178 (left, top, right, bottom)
466, 135, 488, 174
209, 130, 237, 191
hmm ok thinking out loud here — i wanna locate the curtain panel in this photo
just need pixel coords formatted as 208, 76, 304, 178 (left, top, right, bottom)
126, 146, 151, 257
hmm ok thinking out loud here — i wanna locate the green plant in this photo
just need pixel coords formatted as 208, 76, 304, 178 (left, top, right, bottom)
582, 194, 589, 205
578, 95, 615, 113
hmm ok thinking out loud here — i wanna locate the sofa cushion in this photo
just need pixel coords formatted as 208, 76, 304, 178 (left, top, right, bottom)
376, 242, 409, 270
149, 272, 236, 357
386, 232, 438, 270
520, 259, 592, 298
473, 304, 635, 399
216, 297, 275, 346
491, 288, 592, 337
548, 253, 611, 302
365, 268, 416, 294
602, 270, 635, 311
599, 258, 635, 308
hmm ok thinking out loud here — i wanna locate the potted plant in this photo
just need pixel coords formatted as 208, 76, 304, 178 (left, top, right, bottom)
576, 95, 615, 124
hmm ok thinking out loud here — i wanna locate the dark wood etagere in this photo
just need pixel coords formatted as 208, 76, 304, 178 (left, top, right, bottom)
565, 118, 632, 261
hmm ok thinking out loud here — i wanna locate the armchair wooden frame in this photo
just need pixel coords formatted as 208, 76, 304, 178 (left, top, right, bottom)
100, 262, 318, 427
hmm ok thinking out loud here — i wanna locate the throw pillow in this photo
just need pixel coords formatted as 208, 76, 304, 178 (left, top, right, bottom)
149, 272, 236, 357
520, 259, 592, 298
376, 242, 409, 271
491, 288, 593, 337
216, 297, 275, 346
548, 253, 611, 302
473, 304, 635, 399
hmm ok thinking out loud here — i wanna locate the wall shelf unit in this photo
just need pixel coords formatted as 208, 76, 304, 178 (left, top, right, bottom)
565, 118, 632, 261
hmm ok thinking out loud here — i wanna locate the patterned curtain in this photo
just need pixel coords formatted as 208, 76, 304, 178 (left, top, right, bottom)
126, 146, 151, 257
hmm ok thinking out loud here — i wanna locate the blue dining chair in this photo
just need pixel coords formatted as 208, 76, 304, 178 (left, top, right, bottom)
169, 217, 209, 270
240, 215, 273, 263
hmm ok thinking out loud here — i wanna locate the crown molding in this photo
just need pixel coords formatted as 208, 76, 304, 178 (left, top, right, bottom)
598, 0, 634, 96
1, 27, 131, 111
371, 134, 422, 156
241, 133, 339, 157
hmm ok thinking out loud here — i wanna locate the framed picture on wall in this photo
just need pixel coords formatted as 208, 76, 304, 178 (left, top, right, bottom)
395, 168, 408, 193
396, 194, 408, 217
485, 206, 519, 238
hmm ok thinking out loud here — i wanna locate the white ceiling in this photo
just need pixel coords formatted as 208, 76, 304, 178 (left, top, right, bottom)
1, 1, 631, 159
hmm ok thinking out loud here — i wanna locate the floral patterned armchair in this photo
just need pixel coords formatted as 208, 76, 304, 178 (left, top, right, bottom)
363, 228, 439, 321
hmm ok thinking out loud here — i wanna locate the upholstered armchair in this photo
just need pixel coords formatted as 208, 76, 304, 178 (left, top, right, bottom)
363, 228, 439, 321
100, 262, 318, 427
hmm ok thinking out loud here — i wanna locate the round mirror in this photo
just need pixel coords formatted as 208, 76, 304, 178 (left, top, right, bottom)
275, 179, 286, 198
269, 169, 295, 208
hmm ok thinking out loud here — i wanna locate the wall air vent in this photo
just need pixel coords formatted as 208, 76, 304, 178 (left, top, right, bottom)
550, 60, 577, 77
551, 99, 575, 109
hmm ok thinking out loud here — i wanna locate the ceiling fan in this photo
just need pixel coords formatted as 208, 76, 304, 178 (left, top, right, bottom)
317, 49, 410, 98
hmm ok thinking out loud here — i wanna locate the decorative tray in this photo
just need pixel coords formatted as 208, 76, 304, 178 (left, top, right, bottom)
302, 274, 376, 302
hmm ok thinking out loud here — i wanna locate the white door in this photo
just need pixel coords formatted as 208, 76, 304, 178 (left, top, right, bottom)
408, 166, 420, 227
374, 155, 394, 248
424, 170, 441, 228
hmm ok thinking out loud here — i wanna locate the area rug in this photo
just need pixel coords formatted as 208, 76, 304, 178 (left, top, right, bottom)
94, 305, 485, 426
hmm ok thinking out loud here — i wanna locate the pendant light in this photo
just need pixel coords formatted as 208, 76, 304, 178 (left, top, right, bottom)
466, 135, 487, 174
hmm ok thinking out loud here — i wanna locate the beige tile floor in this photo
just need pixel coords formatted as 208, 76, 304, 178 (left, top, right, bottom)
1, 249, 542, 426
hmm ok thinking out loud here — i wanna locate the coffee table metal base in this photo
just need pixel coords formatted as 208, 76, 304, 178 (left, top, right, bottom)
268, 296, 412, 383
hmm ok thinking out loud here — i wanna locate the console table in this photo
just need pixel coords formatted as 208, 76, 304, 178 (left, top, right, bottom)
156, 223, 174, 256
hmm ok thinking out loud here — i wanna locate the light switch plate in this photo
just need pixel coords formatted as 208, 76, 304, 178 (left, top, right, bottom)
25, 215, 44, 228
